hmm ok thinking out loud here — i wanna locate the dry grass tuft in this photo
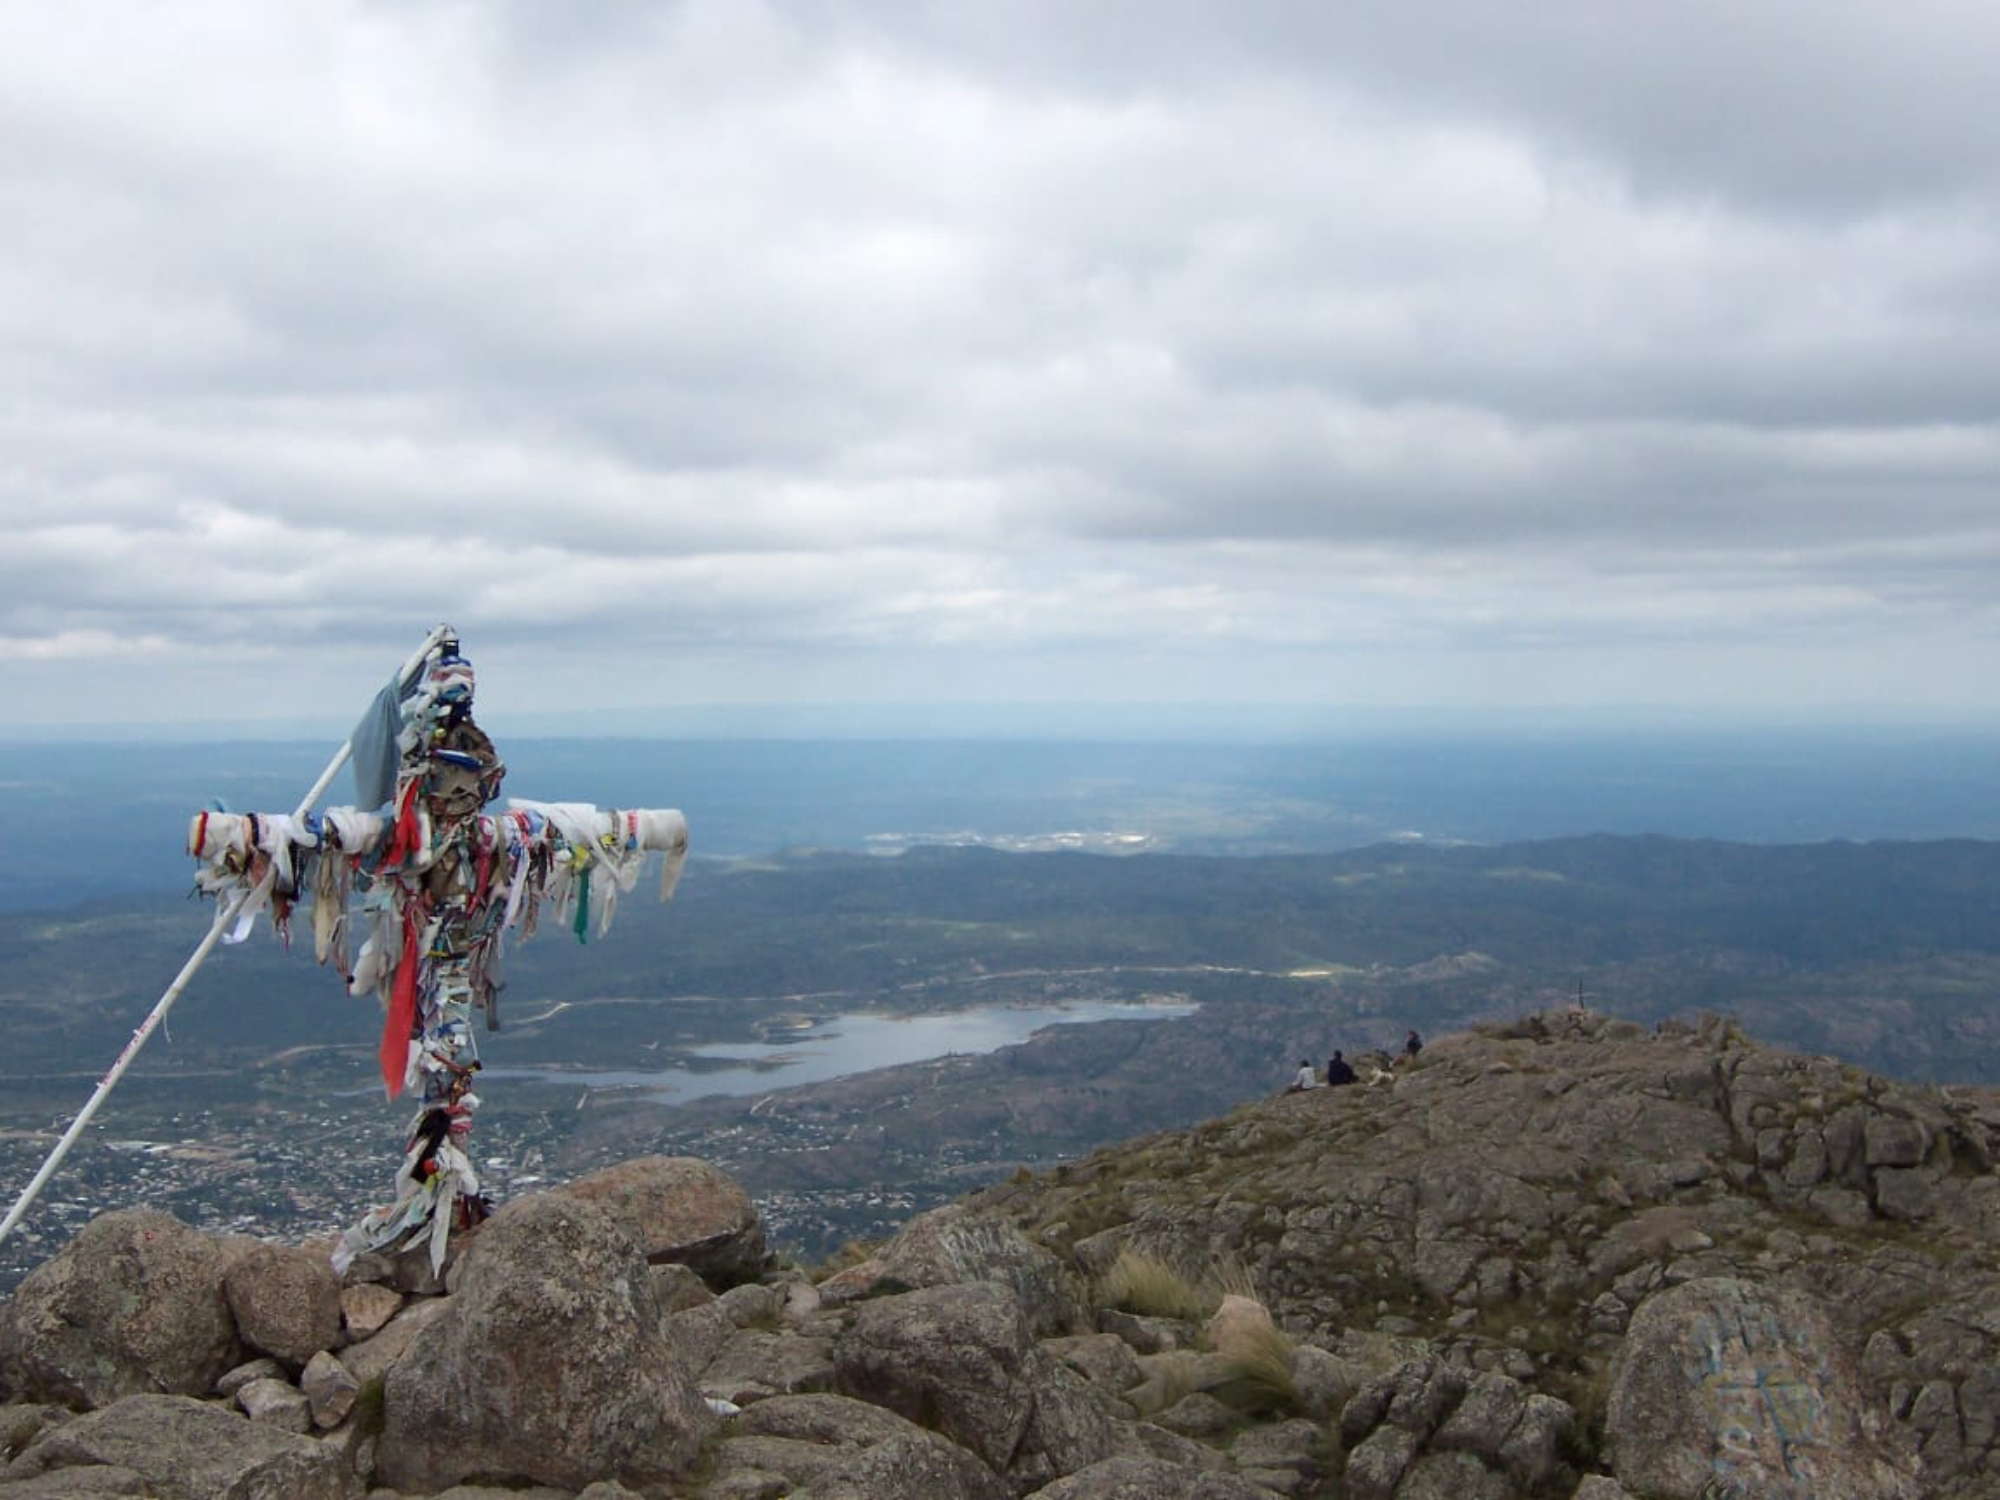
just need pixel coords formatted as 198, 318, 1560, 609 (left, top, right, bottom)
1093, 1247, 1271, 1322
1210, 1314, 1302, 1415
1094, 1248, 1213, 1321
1206, 1252, 1260, 1303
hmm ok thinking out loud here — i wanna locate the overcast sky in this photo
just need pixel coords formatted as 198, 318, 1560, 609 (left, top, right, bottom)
4, 1, 1997, 735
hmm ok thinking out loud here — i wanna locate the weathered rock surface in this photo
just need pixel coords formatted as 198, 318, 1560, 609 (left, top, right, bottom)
1045, 1331, 1143, 1399
1023, 1453, 1279, 1498
0, 1211, 242, 1408
223, 1243, 343, 1368
336, 1281, 402, 1342
0, 1403, 69, 1462
817, 1203, 1086, 1336
0, 1465, 156, 1496
715, 1392, 1010, 1500
1605, 1276, 1921, 1499
298, 1350, 359, 1430
235, 1373, 311, 1431
833, 1280, 1121, 1491
9, 1010, 2000, 1499
335, 1292, 451, 1387
973, 1009, 2000, 1498
2, 1392, 357, 1499
698, 1327, 836, 1407
374, 1193, 715, 1493
558, 1155, 769, 1284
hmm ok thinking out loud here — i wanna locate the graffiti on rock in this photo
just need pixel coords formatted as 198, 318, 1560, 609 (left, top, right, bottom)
1683, 1307, 1831, 1498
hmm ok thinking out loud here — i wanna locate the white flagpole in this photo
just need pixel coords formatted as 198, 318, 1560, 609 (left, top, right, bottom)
0, 624, 454, 1251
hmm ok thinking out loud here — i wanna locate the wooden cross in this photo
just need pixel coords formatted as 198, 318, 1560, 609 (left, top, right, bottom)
186, 635, 687, 1273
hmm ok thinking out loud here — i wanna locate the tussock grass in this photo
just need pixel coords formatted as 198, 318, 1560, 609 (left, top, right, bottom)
1211, 1315, 1302, 1415
1092, 1247, 1267, 1321
1095, 1249, 1212, 1321
1206, 1252, 1260, 1303
1097, 1249, 1304, 1416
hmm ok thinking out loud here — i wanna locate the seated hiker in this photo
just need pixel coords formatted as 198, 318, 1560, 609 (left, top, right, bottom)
1401, 1028, 1424, 1063
1285, 1058, 1317, 1093
1326, 1049, 1358, 1087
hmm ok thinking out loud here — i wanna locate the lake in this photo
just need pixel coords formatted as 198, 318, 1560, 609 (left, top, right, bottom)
477, 1000, 1197, 1102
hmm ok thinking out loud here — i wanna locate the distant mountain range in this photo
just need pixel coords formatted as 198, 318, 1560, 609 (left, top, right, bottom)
8, 726, 2000, 909
8, 833, 2000, 1082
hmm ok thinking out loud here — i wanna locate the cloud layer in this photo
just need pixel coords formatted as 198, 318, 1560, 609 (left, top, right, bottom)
4, 0, 1997, 727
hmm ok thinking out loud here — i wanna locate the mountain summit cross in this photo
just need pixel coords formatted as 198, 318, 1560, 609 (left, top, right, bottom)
183, 629, 689, 1273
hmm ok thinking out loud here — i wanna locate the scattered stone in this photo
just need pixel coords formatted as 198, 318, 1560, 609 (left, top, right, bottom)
0, 1402, 70, 1461
338, 1294, 453, 1386
0, 1466, 156, 1496
832, 1280, 1120, 1491
1393, 1450, 1511, 1500
4, 1392, 357, 1499
375, 1193, 715, 1493
1289, 1344, 1368, 1419
1044, 1332, 1143, 1395
665, 1297, 737, 1380
650, 1262, 716, 1313
1022, 1454, 1276, 1498
1094, 1308, 1192, 1354
300, 1349, 361, 1429
343, 1244, 451, 1297
236, 1373, 312, 1431
1153, 1390, 1237, 1438
214, 1357, 286, 1398
719, 1281, 784, 1328
224, 1242, 344, 1366
558, 1156, 770, 1284
1342, 1423, 1419, 1500
1228, 1416, 1321, 1478
716, 1391, 1010, 1500
699, 1327, 836, 1406
817, 1204, 1086, 1337
0, 1209, 243, 1408
339, 1283, 404, 1341
1866, 1114, 1928, 1169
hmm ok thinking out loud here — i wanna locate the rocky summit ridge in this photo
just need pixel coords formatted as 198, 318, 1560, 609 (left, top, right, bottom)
2, 1009, 1996, 1498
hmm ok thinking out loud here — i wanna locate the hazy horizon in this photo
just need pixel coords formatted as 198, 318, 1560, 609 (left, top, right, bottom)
6, 723, 2000, 914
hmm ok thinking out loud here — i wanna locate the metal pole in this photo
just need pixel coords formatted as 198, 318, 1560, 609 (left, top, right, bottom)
0, 624, 454, 1250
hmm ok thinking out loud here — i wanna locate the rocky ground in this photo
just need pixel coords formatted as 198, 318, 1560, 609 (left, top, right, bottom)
0, 1009, 1992, 1497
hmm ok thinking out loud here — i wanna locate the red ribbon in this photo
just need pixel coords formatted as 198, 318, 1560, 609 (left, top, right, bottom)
380, 901, 424, 1098
381, 779, 423, 868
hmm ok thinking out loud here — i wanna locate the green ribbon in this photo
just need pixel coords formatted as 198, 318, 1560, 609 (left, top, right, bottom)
572, 862, 591, 944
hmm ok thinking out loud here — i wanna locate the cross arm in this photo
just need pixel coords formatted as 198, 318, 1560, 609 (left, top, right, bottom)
187, 802, 690, 948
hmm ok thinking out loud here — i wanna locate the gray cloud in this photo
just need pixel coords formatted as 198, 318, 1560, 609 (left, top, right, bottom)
1, 0, 1996, 726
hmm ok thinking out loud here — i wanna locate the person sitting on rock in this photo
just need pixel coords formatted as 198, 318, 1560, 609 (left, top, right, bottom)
1286, 1059, 1317, 1092
1402, 1029, 1424, 1062
1326, 1050, 1358, 1087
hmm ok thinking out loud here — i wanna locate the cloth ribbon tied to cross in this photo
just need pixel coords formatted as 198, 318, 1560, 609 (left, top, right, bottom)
184, 635, 688, 1275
